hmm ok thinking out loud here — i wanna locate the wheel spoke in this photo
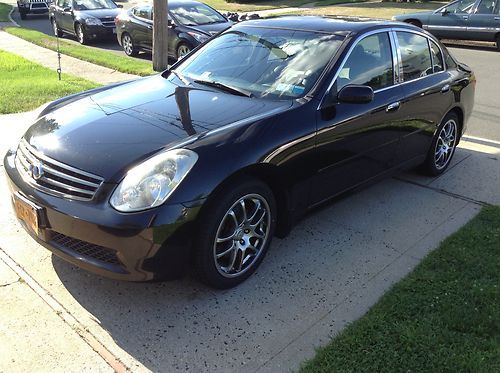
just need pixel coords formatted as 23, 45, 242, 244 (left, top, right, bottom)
228, 210, 239, 228
239, 199, 247, 224
216, 242, 236, 259
225, 248, 238, 272
216, 232, 236, 243
247, 200, 262, 223
249, 210, 266, 229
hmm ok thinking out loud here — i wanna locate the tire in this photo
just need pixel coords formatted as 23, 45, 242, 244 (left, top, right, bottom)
75, 23, 89, 45
406, 19, 422, 28
496, 34, 500, 51
176, 43, 191, 60
193, 177, 277, 289
51, 18, 63, 37
121, 33, 138, 57
423, 112, 460, 176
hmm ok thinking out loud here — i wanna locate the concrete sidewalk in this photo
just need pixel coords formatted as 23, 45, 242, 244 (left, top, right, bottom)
0, 109, 498, 372
0, 30, 138, 84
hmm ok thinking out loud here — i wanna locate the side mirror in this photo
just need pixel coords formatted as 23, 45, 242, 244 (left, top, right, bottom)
441, 7, 449, 15
337, 85, 374, 104
168, 19, 175, 28
117, 4, 123, 8
63, 6, 71, 12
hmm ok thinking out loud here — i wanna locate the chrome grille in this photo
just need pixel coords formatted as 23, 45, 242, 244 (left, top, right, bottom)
15, 139, 104, 201
99, 18, 116, 27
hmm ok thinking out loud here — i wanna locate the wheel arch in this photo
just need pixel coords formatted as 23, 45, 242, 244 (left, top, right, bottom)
448, 106, 464, 141
404, 19, 423, 28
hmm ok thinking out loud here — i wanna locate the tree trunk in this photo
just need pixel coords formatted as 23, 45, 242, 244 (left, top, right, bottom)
152, 0, 169, 72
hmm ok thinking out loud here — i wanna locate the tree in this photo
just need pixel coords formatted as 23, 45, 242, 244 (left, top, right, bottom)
152, 0, 169, 72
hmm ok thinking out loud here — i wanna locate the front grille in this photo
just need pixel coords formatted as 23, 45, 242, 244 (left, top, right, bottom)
30, 0, 48, 3
15, 138, 104, 201
99, 18, 116, 27
51, 232, 121, 265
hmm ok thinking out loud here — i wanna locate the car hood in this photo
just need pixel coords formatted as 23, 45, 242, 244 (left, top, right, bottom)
76, 8, 121, 19
185, 21, 232, 36
23, 75, 291, 182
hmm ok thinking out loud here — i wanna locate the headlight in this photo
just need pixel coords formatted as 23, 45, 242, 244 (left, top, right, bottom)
85, 17, 102, 26
110, 149, 198, 212
187, 31, 209, 43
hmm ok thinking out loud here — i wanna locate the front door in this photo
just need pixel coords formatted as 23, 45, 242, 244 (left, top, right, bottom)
131, 5, 153, 50
312, 32, 404, 205
467, 0, 500, 41
427, 0, 476, 39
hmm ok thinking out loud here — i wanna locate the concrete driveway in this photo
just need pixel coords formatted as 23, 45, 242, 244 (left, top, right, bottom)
1, 46, 499, 372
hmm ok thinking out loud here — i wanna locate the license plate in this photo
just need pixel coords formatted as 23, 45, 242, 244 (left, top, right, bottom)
14, 193, 40, 235
112, 28, 116, 34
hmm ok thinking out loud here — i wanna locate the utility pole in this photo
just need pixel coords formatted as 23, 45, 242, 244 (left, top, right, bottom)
152, 0, 169, 72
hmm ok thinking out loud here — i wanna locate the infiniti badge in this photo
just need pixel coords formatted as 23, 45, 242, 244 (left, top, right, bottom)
29, 161, 44, 180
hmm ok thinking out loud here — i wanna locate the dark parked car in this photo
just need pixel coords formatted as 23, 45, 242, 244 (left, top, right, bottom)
115, 0, 231, 59
4, 17, 475, 288
49, 0, 122, 44
393, 0, 500, 50
17, 0, 53, 20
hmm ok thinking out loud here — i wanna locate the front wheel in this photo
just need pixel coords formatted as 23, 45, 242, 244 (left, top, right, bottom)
194, 178, 277, 289
423, 112, 459, 176
121, 33, 138, 56
75, 23, 89, 44
176, 43, 191, 60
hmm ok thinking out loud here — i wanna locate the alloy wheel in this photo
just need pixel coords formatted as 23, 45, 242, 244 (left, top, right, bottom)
434, 119, 457, 170
122, 34, 133, 56
177, 45, 191, 59
76, 24, 85, 44
213, 194, 271, 278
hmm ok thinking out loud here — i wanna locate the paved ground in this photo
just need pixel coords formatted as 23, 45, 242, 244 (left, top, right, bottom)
0, 41, 499, 372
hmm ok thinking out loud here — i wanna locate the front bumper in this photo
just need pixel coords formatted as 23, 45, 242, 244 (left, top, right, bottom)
4, 149, 204, 281
83, 24, 117, 40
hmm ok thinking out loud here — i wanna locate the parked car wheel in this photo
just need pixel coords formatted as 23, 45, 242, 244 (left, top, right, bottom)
496, 34, 500, 51
194, 178, 277, 289
121, 33, 138, 56
75, 23, 89, 44
51, 18, 63, 37
176, 43, 191, 60
423, 112, 459, 176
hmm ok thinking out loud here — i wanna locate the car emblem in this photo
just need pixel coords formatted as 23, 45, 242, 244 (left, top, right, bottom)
29, 161, 44, 180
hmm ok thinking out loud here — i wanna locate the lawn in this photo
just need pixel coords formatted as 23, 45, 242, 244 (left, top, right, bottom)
203, 0, 366, 12
302, 205, 500, 372
0, 2, 11, 22
4, 27, 154, 76
0, 50, 99, 114
281, 1, 444, 18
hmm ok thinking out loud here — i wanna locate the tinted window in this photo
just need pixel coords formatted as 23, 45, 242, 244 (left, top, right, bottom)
475, 0, 496, 14
170, 3, 226, 26
444, 48, 457, 69
337, 33, 394, 91
397, 32, 433, 82
496, 0, 500, 14
430, 41, 444, 73
133, 5, 152, 20
73, 0, 117, 11
446, 0, 476, 13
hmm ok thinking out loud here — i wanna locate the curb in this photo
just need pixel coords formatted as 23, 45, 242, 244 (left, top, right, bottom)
8, 6, 20, 27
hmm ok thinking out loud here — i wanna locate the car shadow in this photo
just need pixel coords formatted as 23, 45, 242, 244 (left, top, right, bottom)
48, 146, 490, 371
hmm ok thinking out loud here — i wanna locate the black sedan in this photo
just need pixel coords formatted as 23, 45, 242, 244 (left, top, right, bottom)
4, 17, 475, 288
49, 0, 122, 44
115, 0, 232, 59
393, 0, 500, 50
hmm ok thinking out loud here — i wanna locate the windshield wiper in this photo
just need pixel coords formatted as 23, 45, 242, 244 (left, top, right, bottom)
193, 79, 253, 98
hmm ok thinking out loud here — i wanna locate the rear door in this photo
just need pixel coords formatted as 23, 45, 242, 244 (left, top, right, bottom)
312, 31, 405, 204
427, 0, 476, 39
57, 0, 73, 33
131, 5, 153, 50
467, 0, 499, 41
394, 31, 454, 164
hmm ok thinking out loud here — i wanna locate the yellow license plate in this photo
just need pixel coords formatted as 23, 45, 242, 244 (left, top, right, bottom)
14, 194, 40, 234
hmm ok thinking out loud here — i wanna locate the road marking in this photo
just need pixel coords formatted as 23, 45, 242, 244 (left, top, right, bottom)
462, 135, 500, 147
0, 247, 129, 373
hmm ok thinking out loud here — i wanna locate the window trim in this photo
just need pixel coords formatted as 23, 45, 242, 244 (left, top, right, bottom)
318, 27, 448, 110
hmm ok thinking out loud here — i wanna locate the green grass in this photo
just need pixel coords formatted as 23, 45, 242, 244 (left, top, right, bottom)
302, 205, 500, 372
0, 49, 99, 114
4, 27, 154, 76
203, 0, 366, 12
279, 1, 443, 18
0, 2, 12, 22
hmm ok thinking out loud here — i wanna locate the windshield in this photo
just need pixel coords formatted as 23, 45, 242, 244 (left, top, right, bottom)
73, 0, 117, 10
170, 3, 226, 26
174, 27, 344, 99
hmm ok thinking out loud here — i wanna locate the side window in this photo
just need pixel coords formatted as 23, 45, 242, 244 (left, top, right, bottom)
57, 0, 64, 7
134, 5, 152, 20
430, 41, 444, 73
444, 48, 457, 69
496, 0, 500, 14
475, 0, 496, 14
337, 32, 394, 92
397, 32, 433, 82
447, 0, 475, 13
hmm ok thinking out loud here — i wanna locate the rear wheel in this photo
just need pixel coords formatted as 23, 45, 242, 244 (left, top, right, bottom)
51, 18, 63, 37
121, 33, 138, 56
423, 112, 459, 176
193, 178, 277, 289
176, 43, 191, 60
75, 23, 89, 45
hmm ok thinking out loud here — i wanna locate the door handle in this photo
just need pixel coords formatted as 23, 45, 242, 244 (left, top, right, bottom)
462, 15, 469, 19
495, 16, 500, 20
386, 101, 401, 112
441, 84, 451, 93
147, 25, 152, 29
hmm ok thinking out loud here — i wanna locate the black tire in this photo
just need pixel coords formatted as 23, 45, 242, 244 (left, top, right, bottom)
121, 32, 138, 57
19, 11, 27, 20
75, 23, 89, 45
176, 42, 191, 60
193, 177, 277, 289
51, 18, 63, 37
406, 19, 422, 28
496, 34, 500, 51
423, 112, 460, 176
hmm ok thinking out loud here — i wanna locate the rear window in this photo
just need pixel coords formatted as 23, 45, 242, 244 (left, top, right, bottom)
397, 32, 433, 82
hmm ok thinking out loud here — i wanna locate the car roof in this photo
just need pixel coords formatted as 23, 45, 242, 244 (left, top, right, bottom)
134, 0, 209, 6
235, 15, 413, 35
